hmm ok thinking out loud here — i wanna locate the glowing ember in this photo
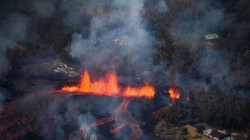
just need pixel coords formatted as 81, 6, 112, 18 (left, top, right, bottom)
62, 69, 155, 98
168, 88, 180, 99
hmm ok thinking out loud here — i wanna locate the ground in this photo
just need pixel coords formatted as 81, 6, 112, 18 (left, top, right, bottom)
184, 125, 212, 140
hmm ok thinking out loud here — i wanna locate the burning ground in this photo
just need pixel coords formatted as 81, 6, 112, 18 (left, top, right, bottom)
0, 74, 179, 139
0, 0, 250, 139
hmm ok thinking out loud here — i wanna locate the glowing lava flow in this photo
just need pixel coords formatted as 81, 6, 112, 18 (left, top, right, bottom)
70, 98, 145, 140
152, 101, 174, 120
123, 85, 155, 99
62, 69, 155, 99
152, 88, 180, 120
168, 88, 180, 99
61, 69, 156, 139
0, 80, 70, 139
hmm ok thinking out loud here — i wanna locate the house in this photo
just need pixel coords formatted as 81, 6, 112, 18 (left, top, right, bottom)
0, 37, 16, 49
210, 129, 224, 140
203, 128, 230, 140
54, 62, 79, 78
203, 128, 212, 136
0, 37, 26, 52
204, 34, 219, 40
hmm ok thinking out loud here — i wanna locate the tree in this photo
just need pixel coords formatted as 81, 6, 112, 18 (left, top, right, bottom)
182, 127, 188, 135
196, 125, 205, 133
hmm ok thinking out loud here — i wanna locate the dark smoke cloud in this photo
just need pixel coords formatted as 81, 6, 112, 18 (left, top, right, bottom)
0, 13, 31, 43
0, 45, 11, 115
0, 49, 10, 80
0, 88, 9, 117
60, 0, 93, 29
159, 0, 246, 97
32, 0, 55, 18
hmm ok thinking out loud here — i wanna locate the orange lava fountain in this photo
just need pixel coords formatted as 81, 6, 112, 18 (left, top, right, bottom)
62, 69, 119, 96
61, 69, 156, 139
123, 85, 155, 99
168, 88, 180, 99
61, 69, 155, 99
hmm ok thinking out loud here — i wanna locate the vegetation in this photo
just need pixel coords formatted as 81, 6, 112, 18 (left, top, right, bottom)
0, 0, 249, 135
184, 125, 211, 140
154, 120, 179, 140
196, 125, 205, 133
150, 0, 249, 131
154, 124, 211, 140
182, 127, 188, 135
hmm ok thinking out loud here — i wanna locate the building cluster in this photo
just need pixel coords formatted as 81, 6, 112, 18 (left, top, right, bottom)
203, 128, 238, 140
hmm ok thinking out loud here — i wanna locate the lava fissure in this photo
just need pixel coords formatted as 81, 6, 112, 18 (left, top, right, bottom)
152, 88, 179, 120
0, 77, 179, 139
152, 101, 175, 120
61, 69, 155, 99
70, 98, 145, 140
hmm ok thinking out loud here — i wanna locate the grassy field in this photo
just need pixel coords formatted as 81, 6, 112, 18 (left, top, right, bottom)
184, 125, 212, 140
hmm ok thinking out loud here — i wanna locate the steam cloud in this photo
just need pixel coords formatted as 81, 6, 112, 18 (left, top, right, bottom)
158, 0, 232, 94
68, 0, 156, 84
0, 0, 248, 139
157, 0, 168, 13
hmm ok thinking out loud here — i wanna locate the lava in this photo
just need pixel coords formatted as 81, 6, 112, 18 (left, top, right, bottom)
62, 69, 119, 95
123, 85, 155, 99
0, 80, 69, 139
70, 98, 145, 140
0, 76, 174, 139
152, 88, 180, 120
62, 69, 155, 99
152, 101, 174, 120
169, 88, 180, 99
61, 69, 156, 139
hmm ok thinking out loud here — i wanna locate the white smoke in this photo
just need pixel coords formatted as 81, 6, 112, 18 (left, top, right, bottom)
69, 0, 156, 84
157, 0, 168, 13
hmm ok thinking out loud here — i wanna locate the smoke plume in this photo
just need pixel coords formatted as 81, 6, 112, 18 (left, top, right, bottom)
0, 13, 31, 43
68, 0, 156, 84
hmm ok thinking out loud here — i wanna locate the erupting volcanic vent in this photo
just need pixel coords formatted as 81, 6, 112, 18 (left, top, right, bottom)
60, 70, 182, 139
62, 69, 155, 99
60, 69, 157, 139
0, 71, 180, 139
168, 88, 180, 99
62, 69, 120, 96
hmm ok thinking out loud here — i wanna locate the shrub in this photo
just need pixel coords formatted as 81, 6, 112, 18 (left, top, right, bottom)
196, 125, 205, 133
182, 127, 188, 135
